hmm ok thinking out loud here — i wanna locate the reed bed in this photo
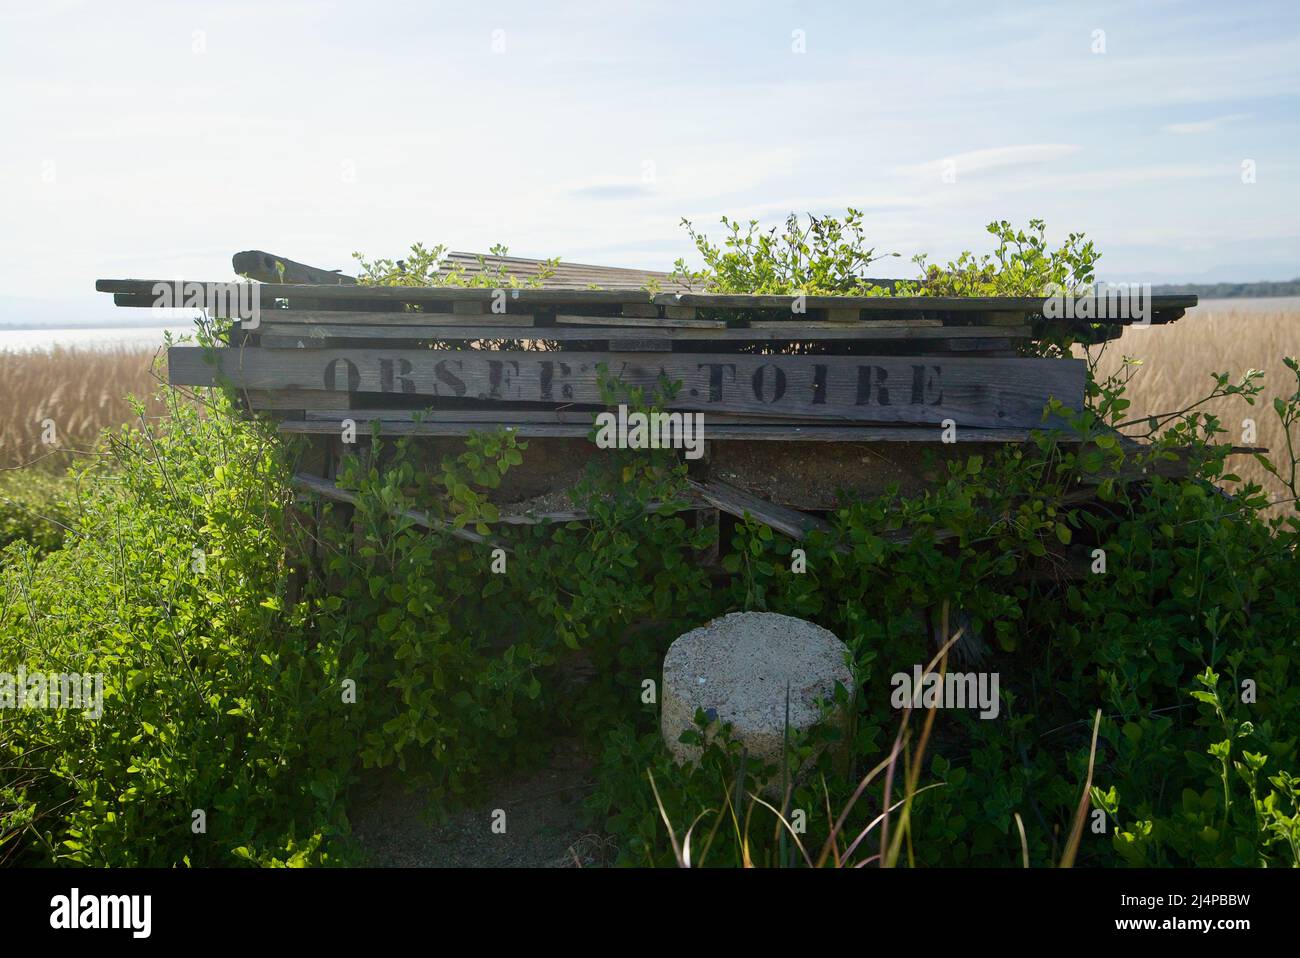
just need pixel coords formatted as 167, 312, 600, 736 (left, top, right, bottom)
0, 345, 168, 471
1088, 308, 1300, 510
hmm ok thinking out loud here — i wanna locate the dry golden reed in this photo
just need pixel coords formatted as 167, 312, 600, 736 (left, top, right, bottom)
1088, 308, 1300, 509
0, 345, 169, 471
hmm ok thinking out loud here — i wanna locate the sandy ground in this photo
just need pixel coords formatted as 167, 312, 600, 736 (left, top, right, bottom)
348, 740, 613, 867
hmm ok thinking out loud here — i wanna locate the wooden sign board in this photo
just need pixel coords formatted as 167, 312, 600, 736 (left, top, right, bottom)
170, 347, 1083, 428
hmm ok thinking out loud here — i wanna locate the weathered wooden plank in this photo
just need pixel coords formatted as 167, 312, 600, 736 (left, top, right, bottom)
254, 331, 535, 350
242, 388, 350, 410
259, 336, 324, 349
931, 338, 1017, 352
277, 419, 1067, 443
611, 338, 673, 352
224, 249, 693, 294
233, 251, 358, 285
496, 499, 704, 524
1036, 320, 1125, 344
654, 291, 1199, 315
253, 310, 533, 326
96, 278, 1197, 323
981, 310, 1024, 326
823, 307, 862, 323
688, 477, 834, 541
748, 319, 945, 329
283, 421, 591, 438
433, 251, 684, 292
251, 320, 1028, 343
292, 472, 502, 548
298, 409, 901, 427
170, 347, 1085, 428
556, 313, 724, 329
298, 407, 1085, 434
113, 292, 183, 308
620, 303, 659, 318
254, 322, 638, 342
305, 408, 599, 423
97, 279, 653, 308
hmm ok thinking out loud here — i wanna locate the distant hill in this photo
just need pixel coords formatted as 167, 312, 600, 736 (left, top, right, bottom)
1150, 279, 1300, 298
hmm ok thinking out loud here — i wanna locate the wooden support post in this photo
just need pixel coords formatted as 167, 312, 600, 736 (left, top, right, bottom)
292, 472, 508, 550
823, 307, 863, 323
687, 477, 834, 542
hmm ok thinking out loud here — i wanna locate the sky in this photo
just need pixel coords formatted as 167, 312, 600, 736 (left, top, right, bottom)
1, 0, 1297, 324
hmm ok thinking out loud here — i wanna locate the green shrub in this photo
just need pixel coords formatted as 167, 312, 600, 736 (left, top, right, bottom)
671, 209, 900, 295
0, 392, 358, 865
0, 469, 75, 556
583, 419, 1300, 867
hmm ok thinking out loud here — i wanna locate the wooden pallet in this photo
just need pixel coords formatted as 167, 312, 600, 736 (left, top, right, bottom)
95, 252, 1200, 537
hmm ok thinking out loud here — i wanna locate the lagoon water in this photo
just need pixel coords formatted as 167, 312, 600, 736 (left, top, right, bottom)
1197, 296, 1300, 316
0, 324, 197, 353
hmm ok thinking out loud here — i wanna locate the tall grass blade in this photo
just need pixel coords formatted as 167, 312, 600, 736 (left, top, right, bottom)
1059, 708, 1103, 868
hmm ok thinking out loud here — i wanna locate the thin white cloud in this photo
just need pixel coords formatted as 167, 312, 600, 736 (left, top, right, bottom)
1160, 113, 1252, 134
899, 144, 1082, 181
565, 179, 657, 201
998, 164, 1238, 193
1164, 113, 1253, 134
